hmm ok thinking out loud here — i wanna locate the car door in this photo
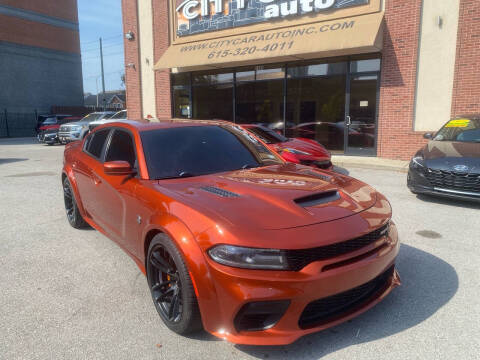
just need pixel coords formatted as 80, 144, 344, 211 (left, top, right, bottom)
73, 128, 112, 225
94, 128, 141, 252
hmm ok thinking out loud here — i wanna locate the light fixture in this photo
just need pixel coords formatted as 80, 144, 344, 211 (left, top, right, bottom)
125, 31, 135, 41
126, 63, 136, 70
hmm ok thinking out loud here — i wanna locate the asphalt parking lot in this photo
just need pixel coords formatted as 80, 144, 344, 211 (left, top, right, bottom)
1, 138, 479, 360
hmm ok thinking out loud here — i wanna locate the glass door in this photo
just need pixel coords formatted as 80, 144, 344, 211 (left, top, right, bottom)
345, 74, 379, 155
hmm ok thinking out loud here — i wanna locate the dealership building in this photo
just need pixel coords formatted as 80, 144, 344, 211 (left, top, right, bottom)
121, 0, 479, 160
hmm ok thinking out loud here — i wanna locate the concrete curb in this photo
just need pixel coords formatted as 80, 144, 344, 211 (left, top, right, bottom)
331, 155, 410, 173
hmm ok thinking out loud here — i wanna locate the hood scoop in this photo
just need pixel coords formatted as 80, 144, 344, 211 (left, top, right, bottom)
294, 190, 340, 208
201, 186, 240, 198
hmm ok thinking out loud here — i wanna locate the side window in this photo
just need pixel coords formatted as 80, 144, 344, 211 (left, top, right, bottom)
105, 130, 136, 168
86, 129, 110, 159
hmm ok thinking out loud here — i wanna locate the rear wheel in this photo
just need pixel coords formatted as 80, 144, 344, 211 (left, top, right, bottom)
63, 177, 88, 229
146, 234, 202, 335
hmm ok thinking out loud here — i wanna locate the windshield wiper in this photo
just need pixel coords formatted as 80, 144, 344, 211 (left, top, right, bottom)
157, 171, 197, 180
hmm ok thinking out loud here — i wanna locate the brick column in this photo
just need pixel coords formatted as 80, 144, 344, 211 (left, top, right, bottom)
122, 0, 142, 119
377, 0, 426, 160
152, 0, 172, 119
451, 0, 480, 117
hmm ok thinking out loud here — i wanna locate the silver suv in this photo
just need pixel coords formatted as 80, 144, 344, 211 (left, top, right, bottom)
58, 111, 115, 143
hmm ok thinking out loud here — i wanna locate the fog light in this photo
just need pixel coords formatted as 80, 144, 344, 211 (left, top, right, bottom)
234, 300, 290, 332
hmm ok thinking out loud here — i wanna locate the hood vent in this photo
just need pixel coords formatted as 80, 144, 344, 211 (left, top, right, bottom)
201, 186, 240, 198
294, 191, 340, 207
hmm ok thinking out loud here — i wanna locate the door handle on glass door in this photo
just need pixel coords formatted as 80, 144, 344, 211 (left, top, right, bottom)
346, 116, 351, 126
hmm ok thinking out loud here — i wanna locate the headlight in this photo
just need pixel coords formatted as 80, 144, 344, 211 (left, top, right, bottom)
411, 155, 425, 169
70, 125, 82, 131
208, 245, 288, 270
283, 148, 312, 156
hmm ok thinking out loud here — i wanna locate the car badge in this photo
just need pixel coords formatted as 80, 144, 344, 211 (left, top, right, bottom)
453, 165, 469, 172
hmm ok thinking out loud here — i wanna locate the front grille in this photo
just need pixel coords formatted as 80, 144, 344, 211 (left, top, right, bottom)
298, 266, 394, 329
425, 169, 480, 193
285, 223, 389, 271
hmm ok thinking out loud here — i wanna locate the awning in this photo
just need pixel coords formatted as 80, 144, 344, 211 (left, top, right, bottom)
155, 12, 384, 72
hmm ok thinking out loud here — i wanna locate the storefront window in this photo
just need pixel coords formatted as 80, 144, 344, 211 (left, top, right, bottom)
236, 79, 284, 129
350, 59, 381, 73
288, 62, 346, 78
171, 56, 380, 155
286, 76, 346, 152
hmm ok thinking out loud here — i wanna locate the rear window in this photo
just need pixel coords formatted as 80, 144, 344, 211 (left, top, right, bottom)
86, 129, 110, 159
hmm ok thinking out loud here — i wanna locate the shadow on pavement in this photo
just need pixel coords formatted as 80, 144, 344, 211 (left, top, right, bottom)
0, 158, 28, 165
416, 194, 480, 210
0, 137, 37, 145
235, 244, 458, 359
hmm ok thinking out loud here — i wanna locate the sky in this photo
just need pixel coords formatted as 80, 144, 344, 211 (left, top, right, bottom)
78, 0, 125, 95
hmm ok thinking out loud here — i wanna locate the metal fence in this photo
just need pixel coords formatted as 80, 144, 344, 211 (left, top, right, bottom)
0, 110, 38, 138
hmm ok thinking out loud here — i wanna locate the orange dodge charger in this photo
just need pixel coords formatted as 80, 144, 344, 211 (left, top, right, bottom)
62, 120, 400, 345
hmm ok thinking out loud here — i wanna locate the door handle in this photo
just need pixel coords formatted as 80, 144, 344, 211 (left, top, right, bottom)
346, 116, 351, 126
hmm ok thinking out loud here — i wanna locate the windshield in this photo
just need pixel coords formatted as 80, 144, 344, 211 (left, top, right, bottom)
110, 111, 126, 120
434, 119, 480, 143
141, 125, 283, 180
42, 117, 57, 125
245, 126, 288, 144
82, 113, 104, 122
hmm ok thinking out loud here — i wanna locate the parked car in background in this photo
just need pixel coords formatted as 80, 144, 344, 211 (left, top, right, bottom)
62, 119, 400, 345
58, 111, 116, 144
36, 114, 74, 133
243, 124, 333, 170
37, 116, 82, 145
408, 116, 480, 202
88, 110, 127, 131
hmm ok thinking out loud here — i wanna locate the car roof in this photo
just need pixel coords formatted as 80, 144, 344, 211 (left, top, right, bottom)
95, 119, 234, 133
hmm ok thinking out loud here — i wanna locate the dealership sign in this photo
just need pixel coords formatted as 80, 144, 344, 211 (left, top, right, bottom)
176, 0, 369, 36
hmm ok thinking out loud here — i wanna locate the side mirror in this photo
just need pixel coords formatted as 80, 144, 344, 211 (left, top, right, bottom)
104, 161, 135, 176
423, 132, 434, 139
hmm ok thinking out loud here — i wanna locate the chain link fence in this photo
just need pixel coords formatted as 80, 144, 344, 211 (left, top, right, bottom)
0, 110, 38, 138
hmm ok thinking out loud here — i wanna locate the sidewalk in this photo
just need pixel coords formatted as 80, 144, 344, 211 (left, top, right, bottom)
332, 155, 410, 173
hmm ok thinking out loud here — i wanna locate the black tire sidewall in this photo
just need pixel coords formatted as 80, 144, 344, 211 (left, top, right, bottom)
146, 233, 202, 335
63, 177, 87, 229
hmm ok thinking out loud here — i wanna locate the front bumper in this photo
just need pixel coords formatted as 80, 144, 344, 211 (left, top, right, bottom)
299, 158, 333, 170
58, 132, 82, 144
408, 167, 480, 203
200, 223, 400, 345
38, 133, 58, 144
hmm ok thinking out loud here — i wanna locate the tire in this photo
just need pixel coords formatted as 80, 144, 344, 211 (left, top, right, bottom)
146, 233, 202, 335
63, 177, 88, 229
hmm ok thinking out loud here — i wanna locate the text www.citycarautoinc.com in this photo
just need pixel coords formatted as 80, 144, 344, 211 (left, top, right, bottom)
179, 20, 355, 60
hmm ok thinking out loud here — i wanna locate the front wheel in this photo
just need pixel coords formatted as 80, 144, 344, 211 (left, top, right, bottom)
146, 234, 202, 335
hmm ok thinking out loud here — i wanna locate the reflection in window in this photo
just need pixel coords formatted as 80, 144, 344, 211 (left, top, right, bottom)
288, 62, 347, 78
286, 76, 346, 151
236, 79, 284, 130
173, 87, 190, 118
350, 59, 381, 73
193, 83, 233, 120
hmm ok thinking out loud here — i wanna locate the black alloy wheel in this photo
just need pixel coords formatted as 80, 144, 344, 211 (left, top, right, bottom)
147, 234, 202, 335
63, 177, 88, 229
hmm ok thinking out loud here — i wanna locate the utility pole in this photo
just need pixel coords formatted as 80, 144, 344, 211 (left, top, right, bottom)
99, 37, 106, 111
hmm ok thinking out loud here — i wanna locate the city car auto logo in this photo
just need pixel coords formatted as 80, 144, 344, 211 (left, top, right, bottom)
176, 0, 369, 36
453, 165, 469, 173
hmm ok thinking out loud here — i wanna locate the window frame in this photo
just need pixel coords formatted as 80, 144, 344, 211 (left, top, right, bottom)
83, 128, 112, 162
103, 127, 139, 172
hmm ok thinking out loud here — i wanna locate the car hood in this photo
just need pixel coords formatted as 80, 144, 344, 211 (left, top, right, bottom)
155, 164, 378, 230
275, 138, 330, 158
420, 141, 480, 172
